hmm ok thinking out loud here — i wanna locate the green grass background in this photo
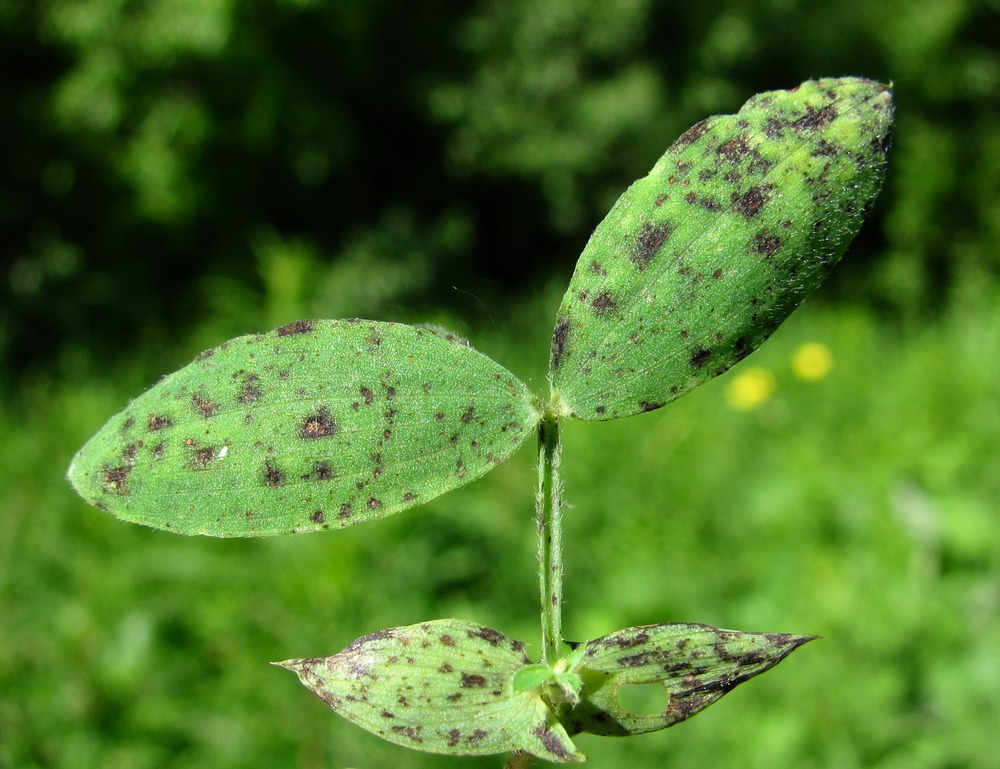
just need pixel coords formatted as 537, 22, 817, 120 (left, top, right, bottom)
4, 278, 999, 768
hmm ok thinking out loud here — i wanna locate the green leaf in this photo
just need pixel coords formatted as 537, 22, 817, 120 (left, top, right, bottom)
513, 663, 556, 693
562, 622, 815, 736
68, 320, 539, 536
548, 77, 894, 420
276, 619, 584, 762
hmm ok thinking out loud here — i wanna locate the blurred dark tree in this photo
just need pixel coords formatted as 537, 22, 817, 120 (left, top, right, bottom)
2, 0, 998, 377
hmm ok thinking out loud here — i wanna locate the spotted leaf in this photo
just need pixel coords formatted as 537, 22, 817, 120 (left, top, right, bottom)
562, 622, 815, 736
68, 320, 539, 536
548, 77, 894, 419
276, 619, 584, 762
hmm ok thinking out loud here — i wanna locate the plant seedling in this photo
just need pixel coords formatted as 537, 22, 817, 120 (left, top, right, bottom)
68, 78, 893, 765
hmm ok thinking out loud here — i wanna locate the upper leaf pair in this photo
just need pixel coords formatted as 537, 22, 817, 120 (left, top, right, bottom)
68, 77, 894, 536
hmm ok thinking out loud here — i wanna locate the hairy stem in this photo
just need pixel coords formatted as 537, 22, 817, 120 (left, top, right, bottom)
537, 414, 563, 665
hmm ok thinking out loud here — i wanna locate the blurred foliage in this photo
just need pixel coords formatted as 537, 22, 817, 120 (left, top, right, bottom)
3, 0, 1000, 767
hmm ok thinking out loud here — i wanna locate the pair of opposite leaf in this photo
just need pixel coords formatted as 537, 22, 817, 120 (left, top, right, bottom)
68, 78, 893, 761
275, 619, 814, 763
69, 77, 893, 539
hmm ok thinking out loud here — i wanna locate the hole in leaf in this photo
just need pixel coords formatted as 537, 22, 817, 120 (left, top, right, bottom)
616, 682, 670, 715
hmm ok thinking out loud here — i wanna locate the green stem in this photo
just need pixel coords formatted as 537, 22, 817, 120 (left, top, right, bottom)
537, 414, 563, 665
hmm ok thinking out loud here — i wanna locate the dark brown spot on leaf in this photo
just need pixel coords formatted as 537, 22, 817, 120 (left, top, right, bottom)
812, 138, 840, 156
534, 724, 571, 759
753, 230, 782, 257
147, 414, 173, 431
461, 406, 476, 424
367, 497, 382, 511
460, 673, 487, 688
469, 627, 505, 646
102, 465, 132, 495
189, 446, 215, 469
764, 116, 786, 139
390, 725, 423, 744
300, 407, 337, 439
591, 291, 617, 315
690, 348, 712, 368
312, 461, 335, 480
192, 393, 217, 418
238, 374, 261, 403
717, 134, 751, 163
792, 104, 837, 132
264, 462, 284, 486
310, 510, 326, 524
551, 316, 571, 369
731, 185, 771, 218
674, 118, 711, 147
632, 222, 673, 270
276, 319, 315, 336
338, 503, 353, 518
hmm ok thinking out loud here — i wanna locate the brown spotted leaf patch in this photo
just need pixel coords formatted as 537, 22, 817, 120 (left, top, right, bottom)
562, 622, 815, 737
67, 320, 539, 537
548, 77, 893, 420
275, 619, 583, 762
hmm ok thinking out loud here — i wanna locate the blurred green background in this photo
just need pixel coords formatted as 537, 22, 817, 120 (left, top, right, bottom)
3, 0, 999, 767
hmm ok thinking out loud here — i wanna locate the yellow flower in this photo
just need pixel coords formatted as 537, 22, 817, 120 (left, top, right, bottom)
725, 367, 777, 411
792, 342, 833, 381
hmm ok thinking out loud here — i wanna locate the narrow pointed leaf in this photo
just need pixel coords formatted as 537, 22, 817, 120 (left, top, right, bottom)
277, 620, 584, 762
68, 320, 538, 536
549, 77, 894, 419
562, 622, 815, 736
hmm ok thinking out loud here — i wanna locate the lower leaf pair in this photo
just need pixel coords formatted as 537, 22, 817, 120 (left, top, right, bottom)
277, 619, 813, 762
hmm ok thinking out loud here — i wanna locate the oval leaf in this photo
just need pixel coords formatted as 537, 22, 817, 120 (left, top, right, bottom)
277, 619, 584, 762
68, 320, 539, 536
548, 77, 894, 419
563, 622, 815, 736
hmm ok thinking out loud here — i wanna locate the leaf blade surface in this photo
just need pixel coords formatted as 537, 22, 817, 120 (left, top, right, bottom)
549, 77, 894, 419
68, 320, 538, 536
278, 619, 583, 762
564, 622, 815, 736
